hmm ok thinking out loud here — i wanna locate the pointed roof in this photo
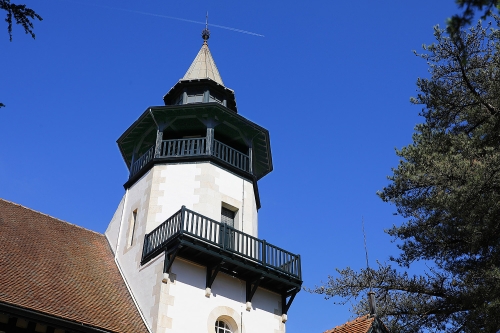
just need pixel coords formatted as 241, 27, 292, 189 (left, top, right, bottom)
182, 40, 224, 85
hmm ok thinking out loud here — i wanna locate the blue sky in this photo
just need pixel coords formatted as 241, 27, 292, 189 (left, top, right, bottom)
1, 1, 463, 332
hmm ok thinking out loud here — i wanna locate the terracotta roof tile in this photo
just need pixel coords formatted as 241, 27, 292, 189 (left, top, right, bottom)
0, 198, 148, 333
324, 314, 375, 333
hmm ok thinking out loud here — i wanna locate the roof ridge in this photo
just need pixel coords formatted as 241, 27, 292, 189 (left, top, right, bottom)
0, 198, 104, 237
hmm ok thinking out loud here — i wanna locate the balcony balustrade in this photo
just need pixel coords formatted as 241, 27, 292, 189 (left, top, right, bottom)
129, 137, 251, 179
141, 206, 302, 280
129, 146, 155, 178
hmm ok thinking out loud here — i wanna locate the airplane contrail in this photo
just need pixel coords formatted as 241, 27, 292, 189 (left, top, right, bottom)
56, 0, 265, 37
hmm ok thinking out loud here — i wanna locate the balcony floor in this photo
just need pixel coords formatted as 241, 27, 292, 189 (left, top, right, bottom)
158, 232, 302, 295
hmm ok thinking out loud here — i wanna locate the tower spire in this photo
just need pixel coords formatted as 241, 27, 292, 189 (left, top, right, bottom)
182, 14, 223, 85
202, 11, 210, 42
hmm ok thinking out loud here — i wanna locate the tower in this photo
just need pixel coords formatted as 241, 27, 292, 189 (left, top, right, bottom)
105, 29, 302, 333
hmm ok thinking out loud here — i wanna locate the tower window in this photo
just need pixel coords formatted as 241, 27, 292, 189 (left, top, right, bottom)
186, 89, 205, 104
215, 320, 233, 333
209, 93, 223, 105
129, 210, 137, 247
174, 94, 184, 105
221, 207, 235, 228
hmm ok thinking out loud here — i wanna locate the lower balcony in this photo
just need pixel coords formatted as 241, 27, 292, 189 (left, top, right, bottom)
141, 206, 302, 312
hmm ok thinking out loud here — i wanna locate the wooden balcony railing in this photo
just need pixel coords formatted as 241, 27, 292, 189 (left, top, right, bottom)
129, 137, 251, 179
141, 206, 302, 279
212, 139, 250, 173
129, 146, 155, 178
160, 137, 207, 157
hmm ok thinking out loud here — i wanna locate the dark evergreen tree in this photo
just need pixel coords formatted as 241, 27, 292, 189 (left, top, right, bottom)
311, 17, 500, 333
1, 0, 41, 41
450, 1, 500, 33
1, 0, 42, 107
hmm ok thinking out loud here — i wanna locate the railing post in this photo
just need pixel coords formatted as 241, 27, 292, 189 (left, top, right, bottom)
297, 254, 302, 279
181, 205, 186, 233
222, 223, 226, 250
262, 239, 267, 266
248, 147, 253, 174
129, 151, 137, 178
142, 233, 149, 261
206, 127, 214, 156
155, 130, 163, 158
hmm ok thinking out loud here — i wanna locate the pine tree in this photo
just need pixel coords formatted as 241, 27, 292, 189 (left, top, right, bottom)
1, 0, 42, 41
449, 1, 500, 33
311, 17, 500, 333
1, 0, 42, 107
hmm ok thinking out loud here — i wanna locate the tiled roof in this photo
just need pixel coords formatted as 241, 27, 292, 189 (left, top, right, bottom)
324, 314, 375, 333
0, 198, 148, 333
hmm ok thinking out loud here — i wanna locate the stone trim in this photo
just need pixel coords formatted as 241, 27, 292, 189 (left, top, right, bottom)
207, 307, 244, 333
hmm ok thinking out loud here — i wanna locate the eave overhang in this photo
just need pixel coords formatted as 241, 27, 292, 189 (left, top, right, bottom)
0, 302, 115, 333
163, 78, 238, 112
117, 103, 273, 180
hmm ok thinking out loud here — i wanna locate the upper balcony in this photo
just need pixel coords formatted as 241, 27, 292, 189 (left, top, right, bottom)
141, 206, 302, 309
117, 104, 273, 188
127, 135, 252, 184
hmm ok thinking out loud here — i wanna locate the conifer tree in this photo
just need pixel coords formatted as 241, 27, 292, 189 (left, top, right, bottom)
311, 17, 500, 333
449, 1, 500, 33
1, 0, 41, 41
1, 0, 42, 108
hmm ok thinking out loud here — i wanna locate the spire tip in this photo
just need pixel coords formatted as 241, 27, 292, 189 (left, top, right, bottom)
202, 11, 210, 42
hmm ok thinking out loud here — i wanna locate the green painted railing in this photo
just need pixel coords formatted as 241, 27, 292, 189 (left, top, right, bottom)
129, 146, 155, 178
160, 137, 207, 157
129, 137, 251, 179
142, 206, 301, 279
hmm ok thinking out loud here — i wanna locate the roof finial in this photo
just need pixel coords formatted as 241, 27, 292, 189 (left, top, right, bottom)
202, 11, 210, 43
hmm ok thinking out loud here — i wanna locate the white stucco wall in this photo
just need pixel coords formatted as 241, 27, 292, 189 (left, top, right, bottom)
105, 195, 125, 254
147, 162, 258, 237
104, 162, 263, 332
105, 169, 162, 332
156, 258, 285, 333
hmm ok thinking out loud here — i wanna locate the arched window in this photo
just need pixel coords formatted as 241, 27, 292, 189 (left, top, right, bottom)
215, 320, 233, 333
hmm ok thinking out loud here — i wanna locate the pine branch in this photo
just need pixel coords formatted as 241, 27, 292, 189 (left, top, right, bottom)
1, 0, 42, 41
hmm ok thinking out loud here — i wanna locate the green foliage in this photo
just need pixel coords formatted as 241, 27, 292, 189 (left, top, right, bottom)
311, 18, 500, 333
1, 1, 42, 107
1, 0, 42, 41
449, 1, 500, 34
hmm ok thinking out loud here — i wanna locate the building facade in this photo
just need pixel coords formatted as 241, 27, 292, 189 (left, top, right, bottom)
105, 29, 302, 333
0, 29, 302, 333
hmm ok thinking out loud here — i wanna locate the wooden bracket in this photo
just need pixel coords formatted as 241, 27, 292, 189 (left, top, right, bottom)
281, 289, 299, 315
198, 117, 221, 129
246, 276, 263, 303
206, 261, 224, 289
163, 246, 181, 274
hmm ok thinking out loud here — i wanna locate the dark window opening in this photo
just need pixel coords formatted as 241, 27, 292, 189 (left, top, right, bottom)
130, 210, 137, 246
221, 207, 235, 227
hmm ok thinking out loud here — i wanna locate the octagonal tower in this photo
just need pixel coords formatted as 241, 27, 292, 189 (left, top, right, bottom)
105, 30, 302, 333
